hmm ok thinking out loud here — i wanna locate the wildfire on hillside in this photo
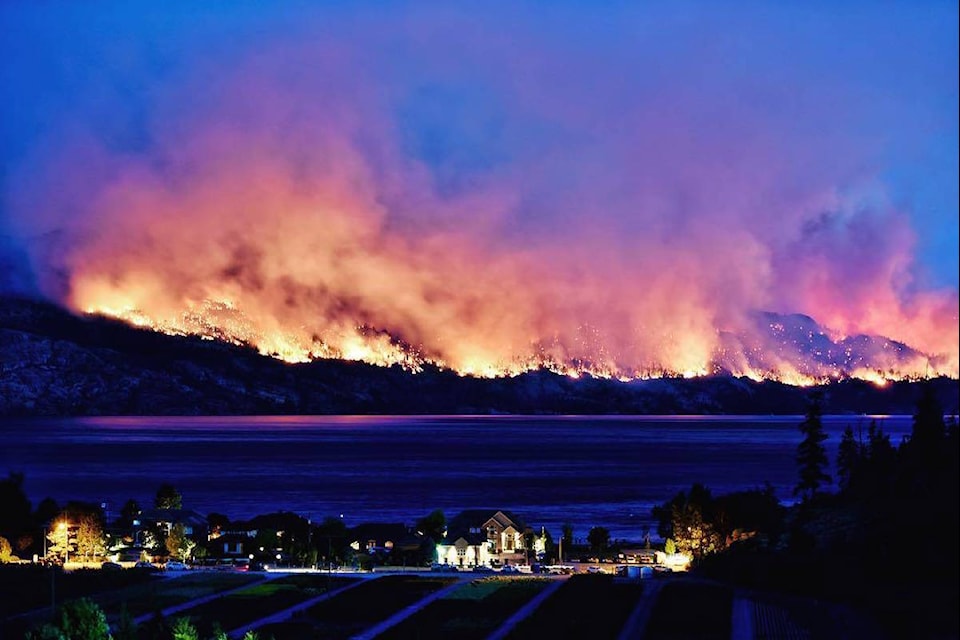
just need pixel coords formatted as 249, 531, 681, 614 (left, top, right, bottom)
8, 10, 956, 385
80, 294, 949, 386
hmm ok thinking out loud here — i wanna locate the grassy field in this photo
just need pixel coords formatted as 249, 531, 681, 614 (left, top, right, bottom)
99, 572, 260, 620
155, 575, 358, 638
378, 577, 551, 640
0, 565, 160, 638
260, 575, 457, 640
0, 565, 157, 618
644, 581, 733, 640
505, 574, 644, 639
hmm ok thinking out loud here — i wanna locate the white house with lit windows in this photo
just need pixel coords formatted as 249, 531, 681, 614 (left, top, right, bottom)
436, 510, 545, 568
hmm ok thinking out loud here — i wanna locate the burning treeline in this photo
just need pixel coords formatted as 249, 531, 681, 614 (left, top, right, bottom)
7, 8, 958, 383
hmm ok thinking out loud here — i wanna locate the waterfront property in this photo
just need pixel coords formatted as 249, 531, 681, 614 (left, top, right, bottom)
436, 510, 545, 569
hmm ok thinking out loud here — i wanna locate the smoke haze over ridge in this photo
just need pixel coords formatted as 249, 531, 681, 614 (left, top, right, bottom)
1, 2, 957, 379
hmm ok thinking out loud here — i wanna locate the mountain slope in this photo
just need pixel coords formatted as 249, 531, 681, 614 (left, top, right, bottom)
1, 296, 956, 416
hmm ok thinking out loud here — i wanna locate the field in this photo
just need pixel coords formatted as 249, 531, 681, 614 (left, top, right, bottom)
644, 580, 733, 640
505, 574, 644, 639
259, 574, 457, 640
150, 574, 359, 638
4, 568, 704, 640
378, 577, 551, 640
0, 565, 159, 638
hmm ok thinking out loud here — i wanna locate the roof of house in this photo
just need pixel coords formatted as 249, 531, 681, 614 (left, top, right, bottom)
139, 508, 207, 527
210, 532, 251, 544
441, 532, 489, 547
443, 509, 526, 543
240, 511, 310, 534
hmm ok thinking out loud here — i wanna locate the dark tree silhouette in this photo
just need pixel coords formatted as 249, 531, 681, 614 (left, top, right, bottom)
154, 484, 182, 510
587, 526, 610, 553
0, 472, 32, 540
414, 509, 446, 543
795, 395, 830, 501
561, 523, 574, 561
836, 425, 861, 494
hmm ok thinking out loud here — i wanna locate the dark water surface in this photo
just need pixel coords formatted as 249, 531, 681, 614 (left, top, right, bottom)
0, 415, 912, 541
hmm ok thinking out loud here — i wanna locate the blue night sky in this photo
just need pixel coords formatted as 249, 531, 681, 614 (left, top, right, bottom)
0, 1, 957, 372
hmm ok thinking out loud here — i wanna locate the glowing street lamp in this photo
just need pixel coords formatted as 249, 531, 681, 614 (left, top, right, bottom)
55, 521, 70, 565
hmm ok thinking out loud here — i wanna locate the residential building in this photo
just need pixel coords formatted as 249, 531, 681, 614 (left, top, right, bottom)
436, 510, 545, 568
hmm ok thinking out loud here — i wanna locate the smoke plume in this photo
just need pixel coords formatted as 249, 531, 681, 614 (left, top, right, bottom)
3, 3, 957, 379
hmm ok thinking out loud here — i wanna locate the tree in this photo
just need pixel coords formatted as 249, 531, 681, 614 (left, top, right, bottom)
560, 523, 574, 561
115, 604, 137, 640
910, 383, 946, 450
653, 483, 716, 541
670, 501, 721, 561
59, 600, 111, 640
664, 538, 676, 555
76, 514, 106, 562
539, 527, 555, 562
28, 599, 111, 640
523, 530, 536, 563
415, 510, 446, 543
652, 484, 723, 561
171, 617, 198, 640
587, 526, 610, 554
836, 425, 862, 494
713, 485, 785, 544
314, 516, 348, 566
35, 497, 61, 526
154, 484, 182, 510
0, 535, 13, 563
166, 523, 195, 561
0, 471, 32, 540
207, 512, 231, 537
116, 499, 141, 531
47, 521, 73, 562
795, 395, 830, 501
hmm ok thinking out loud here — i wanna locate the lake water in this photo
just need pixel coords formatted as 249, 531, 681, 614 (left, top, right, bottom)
0, 415, 914, 541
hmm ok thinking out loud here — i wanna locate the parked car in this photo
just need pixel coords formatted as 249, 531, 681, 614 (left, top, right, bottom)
431, 563, 458, 573
501, 565, 519, 574
165, 560, 188, 571
134, 561, 159, 571
101, 562, 123, 571
472, 565, 494, 573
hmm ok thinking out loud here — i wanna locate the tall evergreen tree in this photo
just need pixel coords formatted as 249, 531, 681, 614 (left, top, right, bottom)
795, 394, 830, 501
909, 383, 946, 453
836, 425, 861, 494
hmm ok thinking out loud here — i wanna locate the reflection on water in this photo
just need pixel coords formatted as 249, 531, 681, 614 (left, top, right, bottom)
0, 415, 913, 540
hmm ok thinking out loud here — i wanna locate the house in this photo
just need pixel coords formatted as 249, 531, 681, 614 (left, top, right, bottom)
348, 523, 419, 554
204, 532, 253, 560
134, 508, 208, 546
436, 510, 545, 568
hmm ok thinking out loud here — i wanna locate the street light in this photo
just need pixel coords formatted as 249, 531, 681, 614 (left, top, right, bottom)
57, 521, 69, 566
50, 520, 71, 614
